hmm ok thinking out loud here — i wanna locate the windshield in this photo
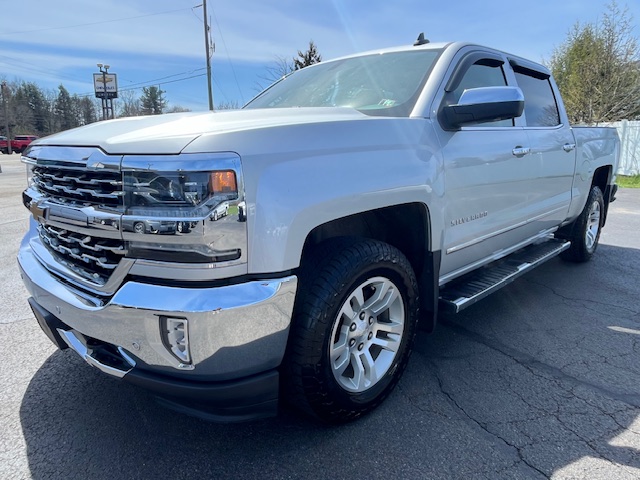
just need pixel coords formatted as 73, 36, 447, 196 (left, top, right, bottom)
244, 49, 442, 117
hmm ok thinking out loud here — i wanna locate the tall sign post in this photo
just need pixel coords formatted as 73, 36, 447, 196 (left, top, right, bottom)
94, 64, 118, 120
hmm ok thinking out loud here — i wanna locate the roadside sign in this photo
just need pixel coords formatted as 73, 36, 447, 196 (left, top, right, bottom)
93, 73, 118, 99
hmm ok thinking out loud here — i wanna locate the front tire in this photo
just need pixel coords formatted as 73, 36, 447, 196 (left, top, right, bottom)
133, 222, 145, 234
560, 185, 604, 262
284, 238, 419, 423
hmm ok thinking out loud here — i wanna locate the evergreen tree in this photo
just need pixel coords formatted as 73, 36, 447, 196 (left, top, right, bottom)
14, 82, 48, 135
55, 85, 76, 131
140, 86, 166, 115
293, 40, 322, 71
78, 96, 97, 125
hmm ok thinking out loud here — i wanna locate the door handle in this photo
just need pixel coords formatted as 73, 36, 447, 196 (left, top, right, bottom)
563, 143, 576, 152
512, 146, 530, 157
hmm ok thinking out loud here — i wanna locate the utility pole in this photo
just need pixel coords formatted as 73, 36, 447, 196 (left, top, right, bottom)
1, 81, 12, 154
202, 0, 214, 111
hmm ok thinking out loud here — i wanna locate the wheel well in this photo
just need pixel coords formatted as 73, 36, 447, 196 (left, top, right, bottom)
299, 203, 439, 331
301, 203, 429, 279
591, 166, 611, 193
592, 165, 612, 225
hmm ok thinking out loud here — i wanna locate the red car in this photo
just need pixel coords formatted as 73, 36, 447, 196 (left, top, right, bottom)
10, 135, 38, 153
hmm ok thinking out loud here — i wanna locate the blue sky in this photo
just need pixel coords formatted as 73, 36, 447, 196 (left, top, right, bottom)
1, 0, 638, 111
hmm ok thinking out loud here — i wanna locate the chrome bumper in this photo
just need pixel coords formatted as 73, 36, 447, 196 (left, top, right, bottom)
18, 234, 297, 382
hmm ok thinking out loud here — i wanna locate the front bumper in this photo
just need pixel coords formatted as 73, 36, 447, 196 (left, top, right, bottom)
19, 235, 297, 420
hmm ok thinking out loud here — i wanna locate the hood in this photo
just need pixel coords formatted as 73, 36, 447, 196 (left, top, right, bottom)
32, 108, 368, 155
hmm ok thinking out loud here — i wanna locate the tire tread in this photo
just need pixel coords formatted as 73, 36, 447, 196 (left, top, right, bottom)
283, 237, 419, 423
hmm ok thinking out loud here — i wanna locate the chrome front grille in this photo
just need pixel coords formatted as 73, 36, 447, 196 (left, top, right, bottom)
24, 147, 248, 288
32, 166, 123, 207
38, 224, 126, 284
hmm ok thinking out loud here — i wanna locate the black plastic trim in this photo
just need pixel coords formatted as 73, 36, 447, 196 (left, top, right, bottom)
603, 183, 618, 227
127, 269, 297, 290
445, 51, 505, 93
419, 249, 440, 333
508, 58, 550, 80
124, 368, 279, 422
28, 297, 280, 422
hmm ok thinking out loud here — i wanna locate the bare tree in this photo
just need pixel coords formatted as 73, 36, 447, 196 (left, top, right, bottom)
257, 55, 295, 91
166, 105, 192, 113
117, 90, 142, 118
215, 100, 240, 110
257, 41, 322, 92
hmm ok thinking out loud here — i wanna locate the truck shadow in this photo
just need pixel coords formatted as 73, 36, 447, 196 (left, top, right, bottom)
19, 243, 640, 479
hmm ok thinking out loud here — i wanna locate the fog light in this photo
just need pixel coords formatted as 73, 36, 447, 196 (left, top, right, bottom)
161, 316, 191, 365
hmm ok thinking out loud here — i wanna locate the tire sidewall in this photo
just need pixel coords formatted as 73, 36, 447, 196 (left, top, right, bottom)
559, 185, 605, 262
582, 188, 604, 255
300, 251, 419, 418
573, 186, 604, 260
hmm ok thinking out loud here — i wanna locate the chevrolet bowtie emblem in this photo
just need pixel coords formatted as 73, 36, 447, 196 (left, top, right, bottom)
29, 203, 47, 222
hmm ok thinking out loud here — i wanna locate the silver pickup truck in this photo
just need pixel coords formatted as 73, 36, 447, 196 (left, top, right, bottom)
18, 37, 619, 423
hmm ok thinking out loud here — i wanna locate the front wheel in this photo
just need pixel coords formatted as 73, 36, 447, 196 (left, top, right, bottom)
133, 222, 146, 234
560, 185, 604, 262
284, 238, 419, 423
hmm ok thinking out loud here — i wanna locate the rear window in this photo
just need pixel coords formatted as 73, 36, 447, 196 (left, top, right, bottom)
514, 71, 560, 127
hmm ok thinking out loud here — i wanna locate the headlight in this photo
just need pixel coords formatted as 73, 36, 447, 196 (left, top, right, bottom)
120, 153, 246, 265
22, 155, 35, 189
123, 170, 237, 216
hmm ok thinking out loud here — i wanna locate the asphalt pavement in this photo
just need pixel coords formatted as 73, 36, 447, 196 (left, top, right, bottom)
1, 152, 639, 479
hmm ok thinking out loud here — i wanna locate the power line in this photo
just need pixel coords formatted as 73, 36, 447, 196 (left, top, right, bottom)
129, 73, 207, 90
209, 5, 245, 104
75, 72, 208, 97
0, 54, 86, 84
122, 68, 207, 89
0, 8, 193, 36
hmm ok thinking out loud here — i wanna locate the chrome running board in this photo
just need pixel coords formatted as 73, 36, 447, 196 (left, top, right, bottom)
439, 239, 570, 313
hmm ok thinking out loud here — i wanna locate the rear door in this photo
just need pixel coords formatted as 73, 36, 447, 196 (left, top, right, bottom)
510, 58, 575, 230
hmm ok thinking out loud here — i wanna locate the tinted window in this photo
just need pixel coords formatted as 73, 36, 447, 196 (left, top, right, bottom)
451, 63, 512, 127
451, 63, 507, 103
514, 72, 560, 127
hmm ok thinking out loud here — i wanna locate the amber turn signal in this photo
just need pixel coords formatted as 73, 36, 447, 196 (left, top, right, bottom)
211, 170, 237, 194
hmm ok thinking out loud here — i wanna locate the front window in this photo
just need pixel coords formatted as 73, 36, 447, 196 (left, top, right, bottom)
449, 61, 512, 127
244, 49, 442, 117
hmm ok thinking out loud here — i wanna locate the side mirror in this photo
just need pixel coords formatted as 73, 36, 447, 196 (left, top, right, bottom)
440, 86, 524, 130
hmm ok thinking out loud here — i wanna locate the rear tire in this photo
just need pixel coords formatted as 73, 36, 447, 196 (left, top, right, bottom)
560, 186, 604, 262
284, 238, 419, 423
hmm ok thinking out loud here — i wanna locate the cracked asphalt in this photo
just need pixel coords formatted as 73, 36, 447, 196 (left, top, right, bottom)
1, 152, 639, 479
